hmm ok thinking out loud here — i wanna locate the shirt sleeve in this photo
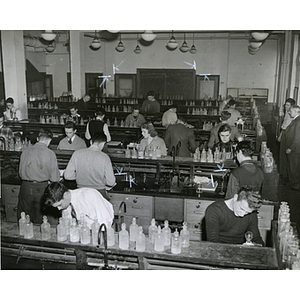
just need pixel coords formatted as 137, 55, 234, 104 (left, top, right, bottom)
124, 115, 130, 127
188, 130, 197, 153
64, 153, 77, 180
207, 129, 217, 149
103, 123, 111, 142
205, 204, 222, 243
85, 122, 91, 140
104, 156, 116, 188
49, 151, 60, 182
247, 213, 264, 246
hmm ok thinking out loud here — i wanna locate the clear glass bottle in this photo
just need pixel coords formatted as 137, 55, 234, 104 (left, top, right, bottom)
70, 218, 80, 243
107, 223, 115, 247
148, 218, 158, 244
41, 215, 51, 240
136, 226, 146, 252
180, 222, 190, 248
78, 214, 85, 242
129, 217, 139, 242
57, 217, 67, 242
81, 218, 91, 245
200, 148, 207, 162
91, 218, 100, 246
119, 223, 129, 250
154, 226, 164, 252
156, 146, 161, 158
19, 212, 26, 236
61, 210, 71, 237
171, 229, 181, 254
162, 220, 171, 247
24, 215, 34, 239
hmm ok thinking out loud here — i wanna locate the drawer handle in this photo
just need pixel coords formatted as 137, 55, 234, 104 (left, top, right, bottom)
133, 199, 137, 203
12, 188, 17, 193
193, 211, 202, 214
13, 206, 18, 211
132, 205, 143, 209
196, 204, 200, 209
257, 216, 263, 219
194, 223, 201, 229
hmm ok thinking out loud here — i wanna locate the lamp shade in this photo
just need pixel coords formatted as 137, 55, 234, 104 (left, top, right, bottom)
134, 44, 142, 54
41, 30, 56, 42
90, 38, 101, 49
167, 36, 178, 49
251, 32, 269, 41
249, 41, 262, 48
248, 45, 259, 55
189, 44, 197, 54
107, 30, 120, 33
46, 43, 55, 52
116, 41, 125, 52
180, 41, 189, 53
141, 30, 156, 42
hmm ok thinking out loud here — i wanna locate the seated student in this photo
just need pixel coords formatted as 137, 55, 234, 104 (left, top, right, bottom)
4, 97, 22, 121
124, 106, 146, 127
68, 104, 81, 125
207, 111, 242, 149
162, 104, 178, 127
141, 91, 160, 114
212, 123, 236, 153
0, 110, 14, 150
57, 121, 87, 151
44, 181, 114, 229
225, 141, 264, 199
205, 186, 264, 246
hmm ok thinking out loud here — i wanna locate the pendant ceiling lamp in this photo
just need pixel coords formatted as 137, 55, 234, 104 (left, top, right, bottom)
166, 31, 178, 50
134, 34, 142, 54
179, 33, 189, 53
251, 31, 269, 41
141, 30, 156, 42
90, 31, 101, 50
107, 30, 120, 33
249, 41, 262, 49
115, 34, 125, 52
46, 42, 55, 53
189, 33, 197, 54
41, 30, 56, 42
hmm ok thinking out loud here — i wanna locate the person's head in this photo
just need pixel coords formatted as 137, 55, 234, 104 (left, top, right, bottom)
83, 94, 91, 102
288, 105, 300, 118
37, 128, 53, 146
147, 91, 155, 101
131, 106, 140, 117
169, 104, 178, 113
91, 132, 107, 150
44, 182, 71, 210
284, 98, 296, 112
69, 104, 78, 116
227, 99, 236, 108
236, 141, 254, 162
95, 107, 106, 119
5, 97, 14, 110
218, 124, 232, 144
177, 115, 187, 124
220, 110, 231, 122
232, 186, 262, 217
141, 121, 158, 138
64, 121, 77, 139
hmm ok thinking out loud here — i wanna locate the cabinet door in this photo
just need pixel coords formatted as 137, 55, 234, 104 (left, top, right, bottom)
2, 184, 20, 205
257, 205, 274, 230
154, 197, 184, 222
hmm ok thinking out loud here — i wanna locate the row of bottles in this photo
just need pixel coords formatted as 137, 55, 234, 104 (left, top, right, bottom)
2, 137, 32, 152
260, 141, 274, 173
185, 100, 218, 107
187, 107, 218, 116
125, 144, 162, 159
193, 147, 233, 163
19, 212, 34, 239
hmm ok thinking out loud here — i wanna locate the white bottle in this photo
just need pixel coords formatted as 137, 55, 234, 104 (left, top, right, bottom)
81, 218, 91, 245
19, 212, 26, 236
162, 220, 171, 247
136, 226, 146, 252
129, 217, 139, 242
70, 218, 80, 243
180, 222, 190, 248
41, 215, 51, 240
24, 215, 34, 239
107, 223, 115, 247
91, 218, 100, 246
119, 223, 129, 250
148, 218, 158, 244
171, 229, 181, 254
154, 226, 164, 252
57, 217, 67, 242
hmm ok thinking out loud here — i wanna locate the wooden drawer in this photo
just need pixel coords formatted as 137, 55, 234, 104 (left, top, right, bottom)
184, 199, 214, 218
257, 205, 274, 229
186, 221, 202, 241
2, 184, 20, 205
124, 195, 153, 217
5, 204, 18, 222
154, 197, 184, 222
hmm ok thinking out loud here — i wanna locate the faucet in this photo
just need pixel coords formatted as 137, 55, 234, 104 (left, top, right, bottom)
97, 223, 109, 269
0, 136, 6, 151
117, 201, 126, 232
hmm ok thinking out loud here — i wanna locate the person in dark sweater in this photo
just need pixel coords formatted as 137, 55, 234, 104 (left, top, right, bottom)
225, 141, 264, 199
205, 186, 264, 246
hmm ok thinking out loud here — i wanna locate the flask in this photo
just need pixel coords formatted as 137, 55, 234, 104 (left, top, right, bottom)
171, 229, 181, 254
57, 217, 67, 242
125, 145, 131, 158
136, 226, 146, 252
91, 218, 100, 246
154, 226, 164, 252
107, 223, 115, 247
131, 147, 138, 159
24, 215, 34, 239
148, 218, 158, 244
19, 212, 26, 236
180, 222, 190, 248
207, 149, 214, 163
62, 210, 70, 237
41, 215, 51, 240
200, 148, 207, 162
162, 220, 171, 247
156, 146, 161, 158
119, 223, 129, 250
70, 218, 80, 243
81, 217, 91, 245
129, 217, 139, 242
214, 148, 220, 163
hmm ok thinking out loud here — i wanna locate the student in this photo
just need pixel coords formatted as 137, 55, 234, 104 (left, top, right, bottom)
68, 104, 81, 125
124, 106, 146, 127
141, 91, 160, 114
223, 99, 242, 126
162, 104, 178, 127
4, 97, 22, 121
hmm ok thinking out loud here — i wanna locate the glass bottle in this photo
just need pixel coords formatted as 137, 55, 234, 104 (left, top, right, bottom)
78, 214, 85, 242
62, 210, 70, 237
162, 220, 171, 247
136, 226, 146, 252
129, 217, 139, 242
156, 146, 161, 158
119, 223, 129, 250
24, 215, 34, 239
41, 215, 51, 240
81, 218, 91, 245
107, 223, 115, 247
57, 217, 67, 242
70, 218, 80, 243
148, 218, 158, 244
125, 145, 131, 158
200, 148, 207, 162
91, 218, 100, 246
180, 222, 190, 248
171, 229, 181, 254
154, 226, 164, 252
19, 212, 26, 236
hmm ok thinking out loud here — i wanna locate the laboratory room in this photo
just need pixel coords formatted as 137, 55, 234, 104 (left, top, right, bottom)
1, 29, 300, 271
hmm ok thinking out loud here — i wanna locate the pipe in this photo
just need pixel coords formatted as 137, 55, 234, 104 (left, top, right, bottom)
23, 35, 48, 49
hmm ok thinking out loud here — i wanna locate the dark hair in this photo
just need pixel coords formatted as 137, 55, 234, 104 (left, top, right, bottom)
169, 103, 178, 110
69, 104, 78, 111
177, 114, 187, 123
227, 99, 236, 107
141, 121, 158, 137
147, 91, 154, 97
132, 106, 140, 111
218, 124, 232, 135
237, 186, 262, 211
236, 141, 254, 157
0, 110, 3, 118
5, 97, 14, 105
64, 121, 76, 130
220, 110, 231, 121
92, 132, 107, 144
285, 98, 295, 106
95, 107, 106, 116
44, 182, 69, 206
38, 128, 53, 140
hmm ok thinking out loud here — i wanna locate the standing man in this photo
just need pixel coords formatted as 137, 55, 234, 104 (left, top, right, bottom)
4, 97, 22, 121
68, 104, 81, 125
17, 128, 60, 224
64, 132, 116, 200
124, 106, 146, 127
164, 115, 197, 157
141, 91, 160, 114
57, 121, 87, 151
285, 105, 300, 190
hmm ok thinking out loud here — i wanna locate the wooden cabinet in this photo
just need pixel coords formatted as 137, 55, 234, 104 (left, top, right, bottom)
2, 184, 20, 222
108, 193, 154, 234
154, 196, 184, 222
184, 198, 214, 241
